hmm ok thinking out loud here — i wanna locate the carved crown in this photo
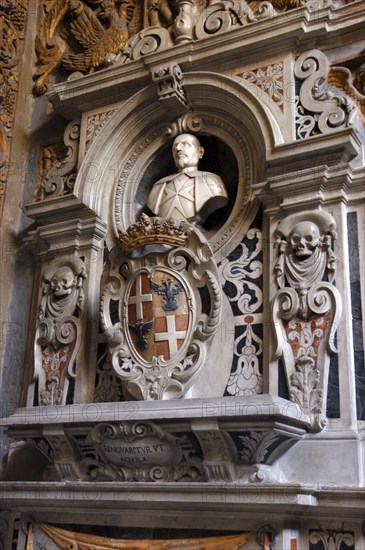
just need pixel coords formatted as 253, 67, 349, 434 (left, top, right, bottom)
118, 214, 191, 253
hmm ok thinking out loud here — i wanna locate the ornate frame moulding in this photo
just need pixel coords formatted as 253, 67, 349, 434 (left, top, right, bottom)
101, 215, 222, 401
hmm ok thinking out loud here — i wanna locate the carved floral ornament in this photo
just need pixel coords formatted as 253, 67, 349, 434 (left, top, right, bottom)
34, 0, 344, 94
272, 210, 342, 430
33, 258, 87, 406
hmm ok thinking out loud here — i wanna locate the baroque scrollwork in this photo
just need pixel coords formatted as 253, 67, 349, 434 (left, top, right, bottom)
101, 214, 222, 400
33, 258, 87, 406
35, 120, 80, 201
294, 49, 358, 139
272, 210, 342, 430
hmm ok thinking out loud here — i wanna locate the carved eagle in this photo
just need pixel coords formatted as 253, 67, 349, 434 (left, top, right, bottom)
62, 0, 129, 74
150, 278, 183, 312
128, 319, 154, 350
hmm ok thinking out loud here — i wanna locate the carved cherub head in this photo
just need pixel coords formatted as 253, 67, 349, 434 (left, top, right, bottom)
289, 221, 320, 260
50, 267, 76, 298
172, 134, 204, 172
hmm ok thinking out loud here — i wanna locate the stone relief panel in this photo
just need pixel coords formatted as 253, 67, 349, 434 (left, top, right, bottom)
272, 210, 342, 430
32, 258, 87, 406
0, 0, 28, 218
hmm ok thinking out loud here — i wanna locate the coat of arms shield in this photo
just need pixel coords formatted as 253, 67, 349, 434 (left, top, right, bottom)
101, 215, 221, 400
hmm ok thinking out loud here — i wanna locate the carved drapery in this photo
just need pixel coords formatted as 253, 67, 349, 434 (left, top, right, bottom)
0, 0, 28, 218
33, 258, 87, 406
27, 523, 264, 550
272, 210, 342, 431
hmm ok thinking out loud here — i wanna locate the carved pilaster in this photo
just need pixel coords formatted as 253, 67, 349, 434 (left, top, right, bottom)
33, 257, 87, 407
272, 210, 342, 430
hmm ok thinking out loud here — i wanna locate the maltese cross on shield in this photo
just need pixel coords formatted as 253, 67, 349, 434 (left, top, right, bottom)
127, 271, 189, 363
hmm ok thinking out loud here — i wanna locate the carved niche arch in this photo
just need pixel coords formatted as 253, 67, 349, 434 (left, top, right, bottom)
74, 71, 279, 255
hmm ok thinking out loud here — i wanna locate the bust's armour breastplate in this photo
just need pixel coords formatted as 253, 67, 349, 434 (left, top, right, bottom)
147, 171, 229, 223
157, 173, 196, 220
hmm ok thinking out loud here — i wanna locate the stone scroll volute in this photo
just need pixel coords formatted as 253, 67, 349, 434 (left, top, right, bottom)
271, 210, 342, 431
32, 258, 87, 406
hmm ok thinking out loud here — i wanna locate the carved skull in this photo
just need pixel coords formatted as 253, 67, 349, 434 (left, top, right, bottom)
50, 267, 76, 298
289, 221, 320, 259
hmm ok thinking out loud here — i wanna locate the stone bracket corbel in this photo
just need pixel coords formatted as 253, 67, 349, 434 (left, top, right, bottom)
42, 425, 85, 481
151, 62, 189, 116
191, 419, 237, 482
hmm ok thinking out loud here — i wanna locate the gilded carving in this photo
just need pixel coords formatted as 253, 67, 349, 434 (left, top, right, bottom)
272, 210, 342, 430
0, 0, 28, 217
328, 65, 365, 126
33, 259, 87, 406
34, 0, 133, 94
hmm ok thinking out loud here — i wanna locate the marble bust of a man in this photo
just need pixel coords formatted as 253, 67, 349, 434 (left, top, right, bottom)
147, 134, 229, 224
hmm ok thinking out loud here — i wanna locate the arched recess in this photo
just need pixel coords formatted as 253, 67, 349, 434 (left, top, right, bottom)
75, 71, 280, 255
